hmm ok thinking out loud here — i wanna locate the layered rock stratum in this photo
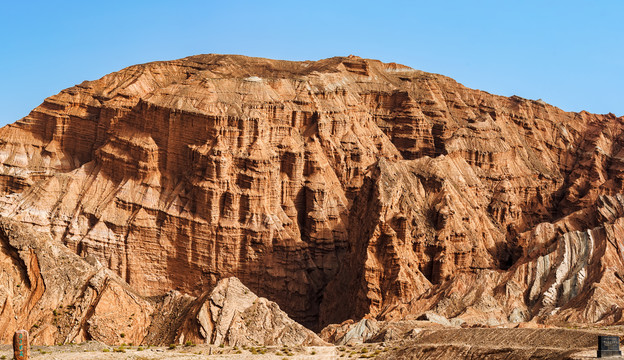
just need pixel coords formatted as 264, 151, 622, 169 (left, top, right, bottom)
0, 217, 324, 345
0, 54, 623, 338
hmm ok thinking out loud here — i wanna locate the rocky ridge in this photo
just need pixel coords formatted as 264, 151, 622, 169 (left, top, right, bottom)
0, 54, 623, 332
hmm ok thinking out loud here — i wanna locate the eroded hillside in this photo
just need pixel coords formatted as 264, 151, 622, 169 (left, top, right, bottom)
0, 54, 623, 331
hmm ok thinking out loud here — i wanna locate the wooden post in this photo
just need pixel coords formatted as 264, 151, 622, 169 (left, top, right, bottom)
13, 330, 29, 360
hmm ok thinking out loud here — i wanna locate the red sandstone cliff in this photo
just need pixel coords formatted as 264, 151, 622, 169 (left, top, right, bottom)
0, 54, 623, 331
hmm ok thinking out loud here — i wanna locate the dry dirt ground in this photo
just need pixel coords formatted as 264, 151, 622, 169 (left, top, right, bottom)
2, 327, 624, 359
0, 343, 340, 359
377, 327, 624, 360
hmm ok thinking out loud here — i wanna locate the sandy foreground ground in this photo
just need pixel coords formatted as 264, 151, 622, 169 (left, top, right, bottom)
0, 343, 350, 359
0, 343, 612, 360
1, 327, 621, 359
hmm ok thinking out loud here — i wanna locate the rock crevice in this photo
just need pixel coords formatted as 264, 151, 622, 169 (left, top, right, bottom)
0, 54, 623, 329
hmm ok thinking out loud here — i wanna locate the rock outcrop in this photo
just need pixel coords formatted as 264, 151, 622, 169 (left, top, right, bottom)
174, 277, 326, 346
0, 54, 624, 330
0, 217, 323, 346
378, 193, 624, 327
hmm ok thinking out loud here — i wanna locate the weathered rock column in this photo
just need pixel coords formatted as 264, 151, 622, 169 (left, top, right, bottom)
13, 330, 29, 360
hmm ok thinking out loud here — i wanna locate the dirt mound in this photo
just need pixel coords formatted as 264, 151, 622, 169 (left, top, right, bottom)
379, 327, 624, 360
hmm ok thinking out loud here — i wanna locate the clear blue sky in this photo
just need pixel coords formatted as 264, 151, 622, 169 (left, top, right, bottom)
1, 0, 622, 126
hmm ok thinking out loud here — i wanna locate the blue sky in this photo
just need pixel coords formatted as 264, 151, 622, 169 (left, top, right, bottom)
0, 1, 622, 126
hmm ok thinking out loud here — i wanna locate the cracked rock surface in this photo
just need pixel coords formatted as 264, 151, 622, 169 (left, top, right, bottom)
0, 217, 324, 346
0, 54, 624, 334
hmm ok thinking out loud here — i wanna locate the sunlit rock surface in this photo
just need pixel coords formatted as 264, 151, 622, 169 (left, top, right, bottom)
0, 54, 623, 330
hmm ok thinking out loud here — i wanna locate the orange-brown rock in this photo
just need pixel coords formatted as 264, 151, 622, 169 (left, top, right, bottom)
13, 330, 29, 360
0, 54, 624, 330
0, 217, 324, 345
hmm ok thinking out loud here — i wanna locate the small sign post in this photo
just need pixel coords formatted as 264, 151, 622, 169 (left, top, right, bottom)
13, 330, 29, 360
598, 335, 621, 358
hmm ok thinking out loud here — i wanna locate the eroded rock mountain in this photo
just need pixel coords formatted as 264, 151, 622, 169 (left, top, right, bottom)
1, 54, 624, 331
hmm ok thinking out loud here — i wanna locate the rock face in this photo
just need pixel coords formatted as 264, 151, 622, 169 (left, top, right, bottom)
0, 54, 624, 330
175, 277, 326, 346
0, 217, 324, 346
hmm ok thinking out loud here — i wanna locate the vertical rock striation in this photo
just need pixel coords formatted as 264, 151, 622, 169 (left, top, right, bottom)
0, 54, 623, 329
